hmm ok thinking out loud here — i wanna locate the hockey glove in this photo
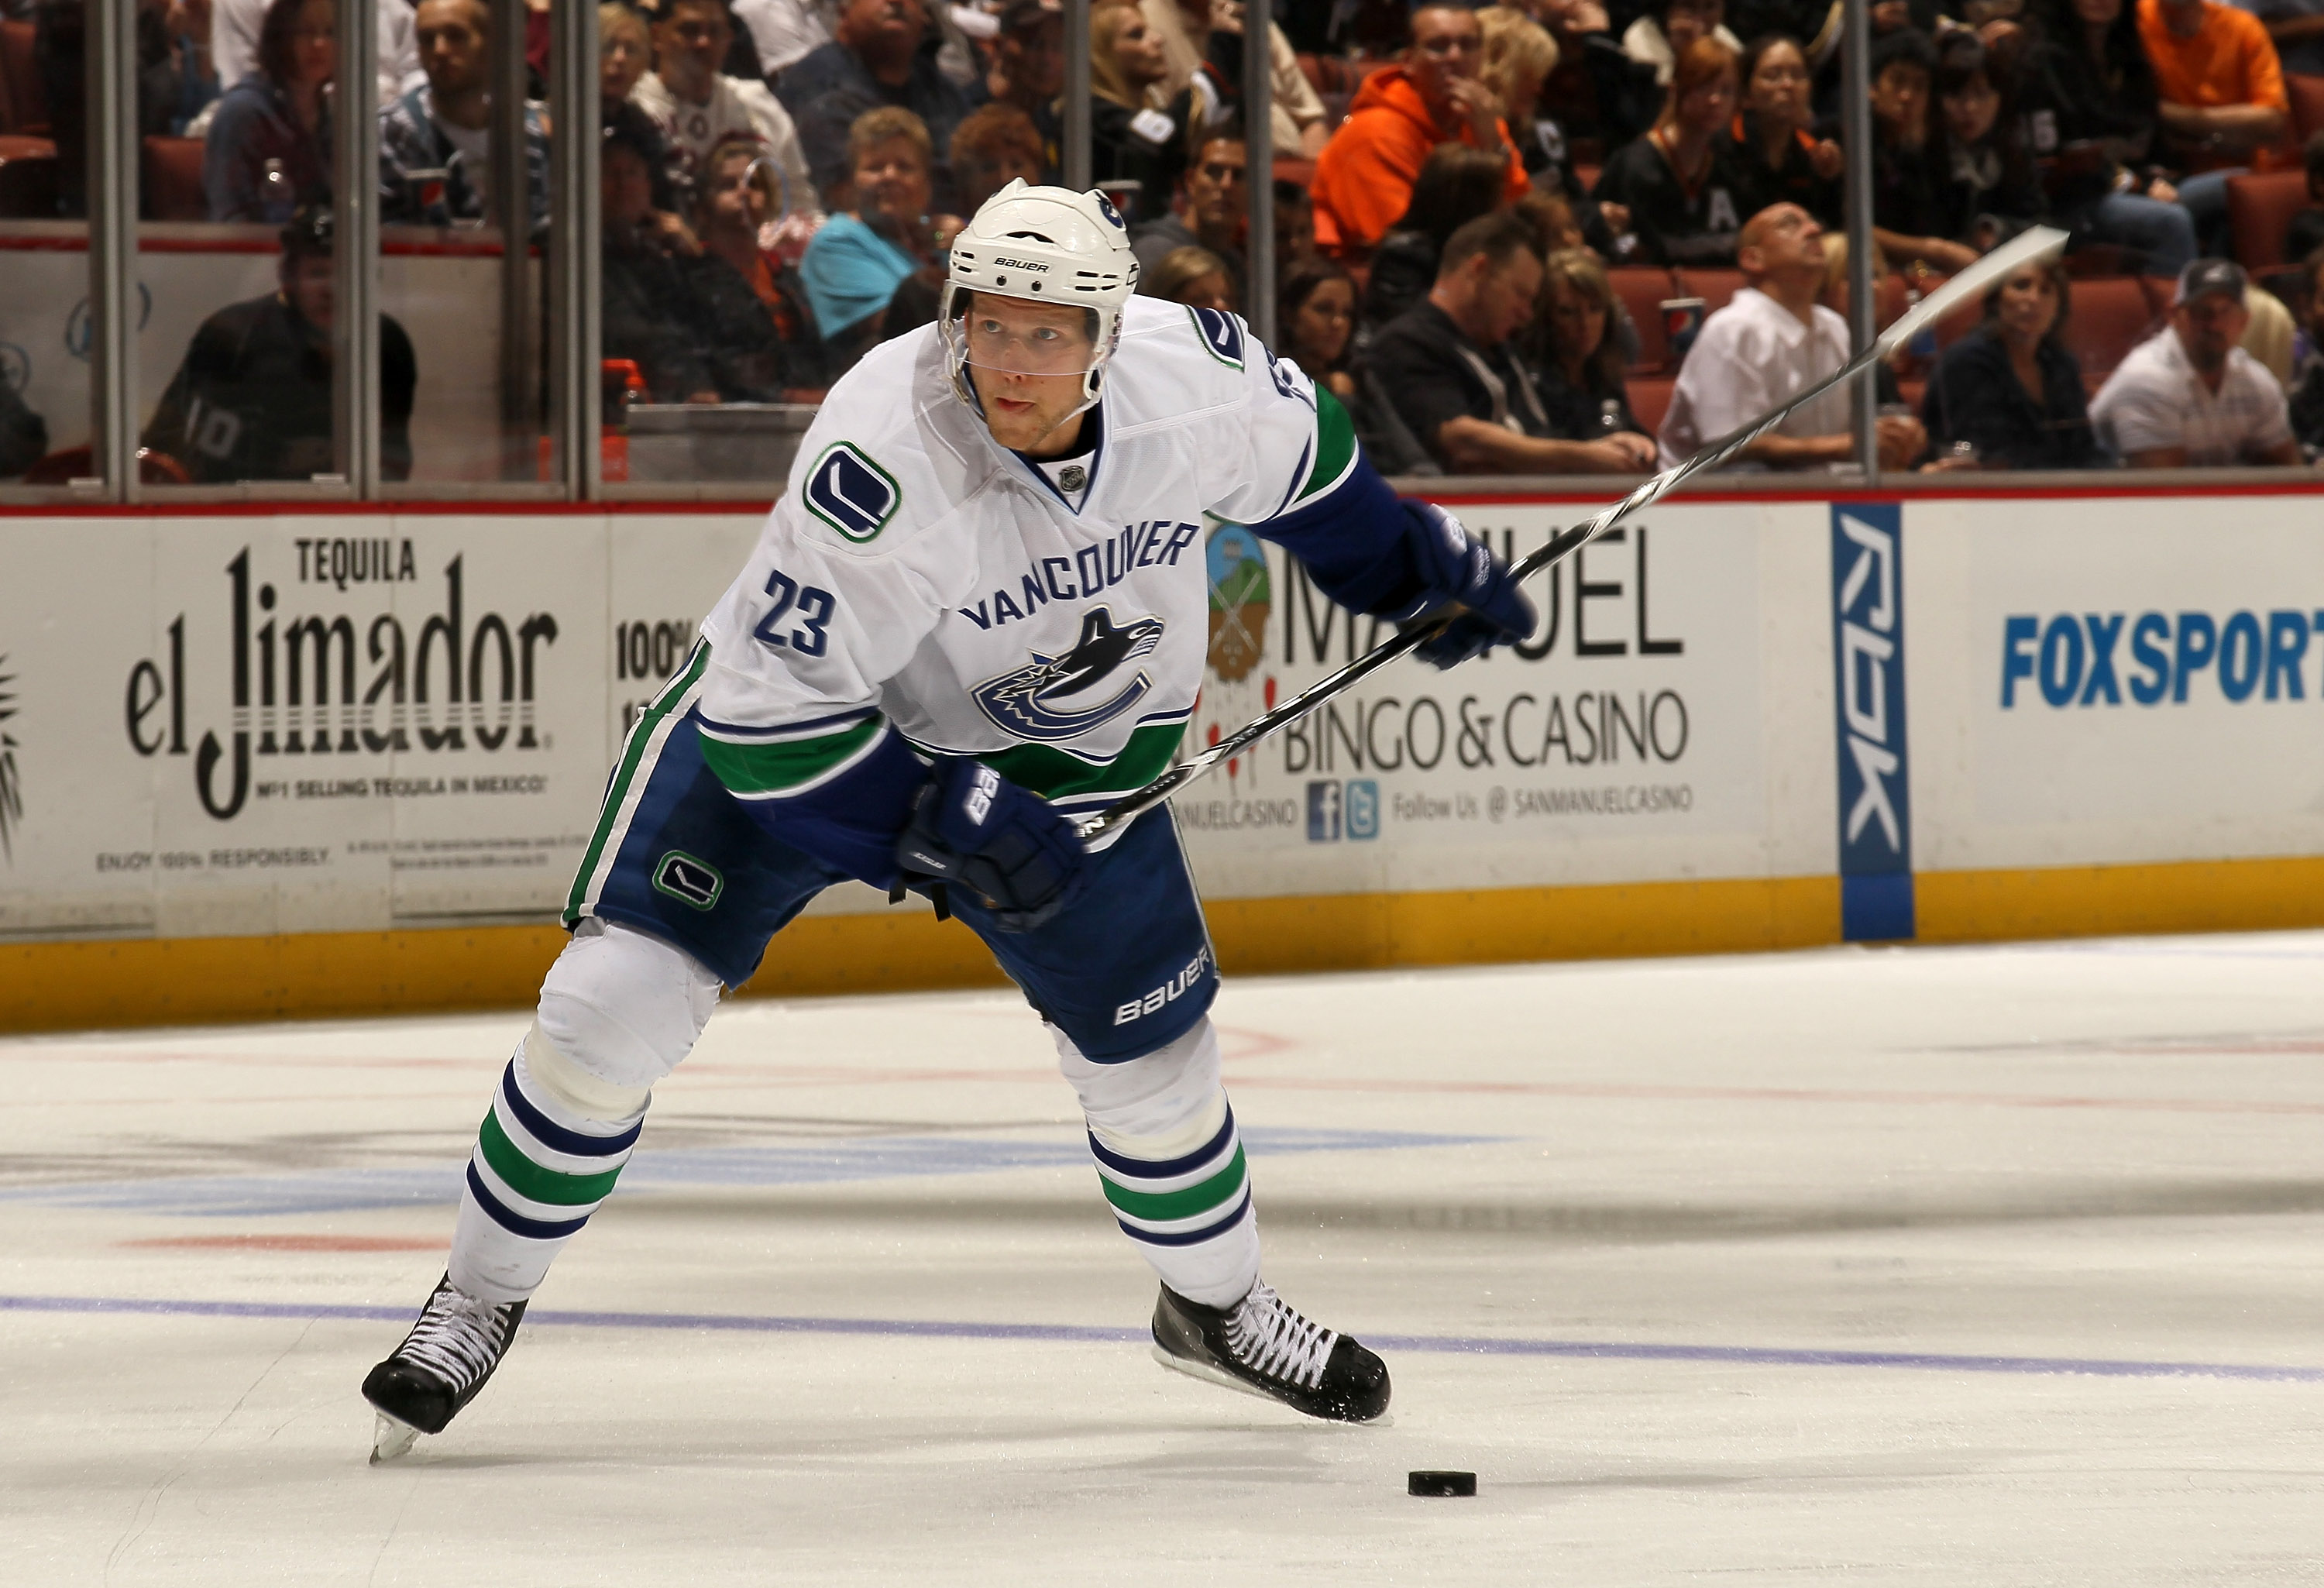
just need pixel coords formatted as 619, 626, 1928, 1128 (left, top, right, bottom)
1395, 502, 1538, 669
896, 758, 1089, 933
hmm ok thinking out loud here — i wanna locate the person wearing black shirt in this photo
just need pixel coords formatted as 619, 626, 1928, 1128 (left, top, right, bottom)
142, 206, 417, 483
1918, 256, 2100, 468
1360, 144, 1511, 335
1721, 33, 1843, 225
1523, 246, 1655, 442
2014, 0, 2192, 275
1593, 35, 1748, 264
1929, 33, 2047, 250
1865, 29, 1980, 273
1360, 210, 1660, 474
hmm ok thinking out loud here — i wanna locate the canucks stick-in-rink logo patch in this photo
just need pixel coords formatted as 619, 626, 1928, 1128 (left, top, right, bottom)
1188, 306, 1243, 368
652, 850, 724, 910
972, 607, 1165, 741
803, 443, 900, 542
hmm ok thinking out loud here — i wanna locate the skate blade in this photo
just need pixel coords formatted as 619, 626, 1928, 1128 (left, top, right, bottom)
370, 1411, 421, 1465
1148, 1344, 1393, 1427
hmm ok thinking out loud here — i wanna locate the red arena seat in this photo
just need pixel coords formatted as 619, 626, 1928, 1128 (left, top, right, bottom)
2059, 276, 2161, 383
2227, 169, 2309, 270
1608, 266, 1677, 372
1626, 374, 1677, 435
1673, 266, 1744, 315
141, 136, 208, 222
0, 18, 43, 136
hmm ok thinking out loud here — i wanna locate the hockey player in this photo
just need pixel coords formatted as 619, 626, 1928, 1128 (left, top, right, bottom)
362, 181, 1536, 1459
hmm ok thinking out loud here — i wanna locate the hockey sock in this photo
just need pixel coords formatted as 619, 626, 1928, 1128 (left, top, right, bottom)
448, 1024, 649, 1304
1057, 1018, 1261, 1309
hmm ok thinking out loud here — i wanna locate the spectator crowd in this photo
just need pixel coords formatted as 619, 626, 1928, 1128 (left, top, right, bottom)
14, 0, 2324, 476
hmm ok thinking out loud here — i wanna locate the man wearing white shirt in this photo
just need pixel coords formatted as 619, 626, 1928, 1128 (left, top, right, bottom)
212, 0, 422, 105
2091, 259, 2302, 467
734, 0, 836, 77
1659, 201, 1923, 471
631, 0, 821, 217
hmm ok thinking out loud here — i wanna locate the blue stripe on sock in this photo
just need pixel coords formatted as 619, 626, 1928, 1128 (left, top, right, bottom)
466, 1162, 593, 1241
1085, 1104, 1236, 1182
500, 1062, 643, 1159
1115, 1188, 1252, 1248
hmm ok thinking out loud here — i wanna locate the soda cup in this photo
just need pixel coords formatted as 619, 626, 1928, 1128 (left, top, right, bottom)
1659, 297, 1707, 361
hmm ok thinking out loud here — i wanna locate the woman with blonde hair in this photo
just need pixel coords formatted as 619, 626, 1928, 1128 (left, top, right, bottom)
1088, 0, 1185, 218
1480, 5, 1631, 249
1142, 243, 1236, 311
1590, 36, 1746, 264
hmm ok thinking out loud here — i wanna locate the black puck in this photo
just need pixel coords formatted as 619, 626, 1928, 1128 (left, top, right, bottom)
1408, 1469, 1477, 1497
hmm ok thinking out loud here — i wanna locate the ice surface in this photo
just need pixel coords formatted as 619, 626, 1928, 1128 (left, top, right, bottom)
5, 932, 2323, 1585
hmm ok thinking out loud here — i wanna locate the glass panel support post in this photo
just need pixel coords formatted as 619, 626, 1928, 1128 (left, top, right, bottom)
492, 0, 537, 469
1841, 0, 1878, 481
87, 0, 140, 503
334, 0, 383, 497
1063, 0, 1092, 191
1243, 5, 1274, 349
549, 0, 601, 500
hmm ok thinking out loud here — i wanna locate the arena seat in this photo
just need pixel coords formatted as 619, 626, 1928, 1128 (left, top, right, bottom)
1673, 266, 1744, 315
0, 135, 56, 218
2058, 276, 2159, 382
0, 18, 43, 136
142, 136, 207, 222
2291, 73, 2324, 143
1608, 266, 1676, 372
2227, 169, 2309, 270
1625, 374, 1676, 435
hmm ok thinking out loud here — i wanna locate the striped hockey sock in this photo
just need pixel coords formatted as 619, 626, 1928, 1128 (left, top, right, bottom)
448, 1037, 645, 1304
1072, 1020, 1261, 1309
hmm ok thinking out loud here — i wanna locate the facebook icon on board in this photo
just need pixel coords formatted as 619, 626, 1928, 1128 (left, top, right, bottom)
1830, 504, 1914, 941
1306, 779, 1379, 841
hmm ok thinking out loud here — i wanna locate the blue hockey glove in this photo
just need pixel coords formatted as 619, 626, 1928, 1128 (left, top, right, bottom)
1395, 502, 1538, 669
896, 758, 1089, 933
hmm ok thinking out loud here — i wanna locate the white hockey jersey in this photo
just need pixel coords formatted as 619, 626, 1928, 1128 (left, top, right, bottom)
693, 298, 1362, 821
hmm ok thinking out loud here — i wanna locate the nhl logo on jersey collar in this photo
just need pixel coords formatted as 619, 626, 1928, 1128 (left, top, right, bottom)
1058, 464, 1088, 493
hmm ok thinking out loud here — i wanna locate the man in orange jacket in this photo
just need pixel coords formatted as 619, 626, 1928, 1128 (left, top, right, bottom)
1311, 3, 1530, 258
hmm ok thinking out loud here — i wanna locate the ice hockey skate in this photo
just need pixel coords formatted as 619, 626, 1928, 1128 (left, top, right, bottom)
1150, 1280, 1391, 1422
361, 1274, 528, 1463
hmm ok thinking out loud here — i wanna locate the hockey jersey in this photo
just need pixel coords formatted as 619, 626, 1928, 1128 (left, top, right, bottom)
693, 297, 1409, 864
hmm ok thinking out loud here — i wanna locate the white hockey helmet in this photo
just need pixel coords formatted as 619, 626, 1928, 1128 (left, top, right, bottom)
940, 180, 1140, 416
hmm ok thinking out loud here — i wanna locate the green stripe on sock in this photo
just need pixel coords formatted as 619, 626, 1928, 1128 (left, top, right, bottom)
1293, 387, 1358, 507
476, 1108, 627, 1207
1098, 1145, 1247, 1223
564, 643, 710, 925
700, 717, 882, 796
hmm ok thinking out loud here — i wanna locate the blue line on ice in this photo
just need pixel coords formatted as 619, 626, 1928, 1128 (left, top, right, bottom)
0, 1127, 1495, 1217
1, 1292, 2317, 1383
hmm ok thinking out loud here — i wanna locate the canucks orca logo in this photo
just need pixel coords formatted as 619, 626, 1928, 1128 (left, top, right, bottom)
972, 607, 1166, 742
1094, 191, 1126, 230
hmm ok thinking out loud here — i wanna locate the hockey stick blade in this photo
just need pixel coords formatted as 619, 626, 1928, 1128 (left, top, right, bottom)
1072, 227, 2068, 847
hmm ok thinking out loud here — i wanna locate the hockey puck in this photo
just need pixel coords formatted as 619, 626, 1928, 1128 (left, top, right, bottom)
1408, 1470, 1477, 1497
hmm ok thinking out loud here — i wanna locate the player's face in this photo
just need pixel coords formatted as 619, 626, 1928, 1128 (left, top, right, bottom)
416, 0, 488, 98
281, 253, 335, 329
964, 291, 1096, 453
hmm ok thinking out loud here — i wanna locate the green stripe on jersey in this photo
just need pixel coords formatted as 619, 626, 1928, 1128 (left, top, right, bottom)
975, 719, 1184, 802
700, 716, 882, 796
1098, 1145, 1248, 1222
565, 644, 710, 925
477, 1109, 627, 1207
1294, 387, 1359, 507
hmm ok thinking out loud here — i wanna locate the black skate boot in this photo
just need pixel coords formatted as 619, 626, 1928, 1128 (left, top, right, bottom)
1151, 1280, 1391, 1422
361, 1273, 527, 1462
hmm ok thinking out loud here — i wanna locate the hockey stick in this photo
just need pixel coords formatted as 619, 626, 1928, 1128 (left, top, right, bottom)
1074, 225, 2069, 846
